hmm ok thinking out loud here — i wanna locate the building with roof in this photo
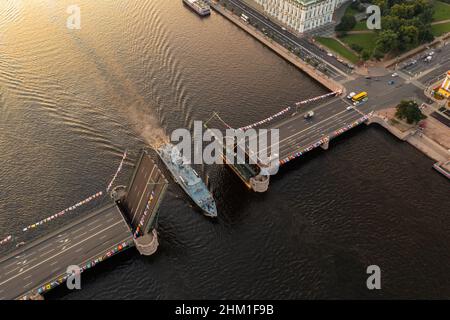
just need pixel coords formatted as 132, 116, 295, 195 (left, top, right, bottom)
437, 71, 450, 99
251, 0, 347, 33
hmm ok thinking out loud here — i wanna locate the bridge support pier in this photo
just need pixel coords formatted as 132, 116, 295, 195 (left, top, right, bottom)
320, 139, 330, 150
250, 175, 270, 192
28, 292, 44, 300
134, 229, 159, 256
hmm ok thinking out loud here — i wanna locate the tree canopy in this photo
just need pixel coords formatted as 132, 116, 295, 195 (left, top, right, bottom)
395, 100, 427, 124
372, 0, 434, 55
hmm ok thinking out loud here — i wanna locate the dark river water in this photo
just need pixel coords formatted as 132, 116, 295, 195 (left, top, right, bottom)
0, 0, 449, 299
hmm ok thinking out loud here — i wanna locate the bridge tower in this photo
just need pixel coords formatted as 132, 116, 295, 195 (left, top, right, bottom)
112, 150, 168, 255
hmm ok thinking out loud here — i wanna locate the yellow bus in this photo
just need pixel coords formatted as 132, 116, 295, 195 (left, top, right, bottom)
352, 91, 368, 102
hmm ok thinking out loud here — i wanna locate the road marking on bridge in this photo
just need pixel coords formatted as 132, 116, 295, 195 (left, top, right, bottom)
89, 224, 104, 232
237, 98, 347, 155
88, 219, 100, 227
131, 166, 156, 226
38, 243, 53, 252
259, 108, 350, 154
277, 111, 365, 156
0, 220, 126, 289
4, 261, 19, 269
40, 249, 55, 258
5, 268, 19, 276
73, 232, 87, 240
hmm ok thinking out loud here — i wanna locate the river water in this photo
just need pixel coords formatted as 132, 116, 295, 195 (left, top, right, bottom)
0, 0, 449, 299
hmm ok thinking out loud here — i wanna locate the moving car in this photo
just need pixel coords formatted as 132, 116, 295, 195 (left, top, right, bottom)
304, 111, 314, 119
392, 73, 399, 77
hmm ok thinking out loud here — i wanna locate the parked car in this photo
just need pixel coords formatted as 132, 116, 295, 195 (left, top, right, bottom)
347, 92, 356, 100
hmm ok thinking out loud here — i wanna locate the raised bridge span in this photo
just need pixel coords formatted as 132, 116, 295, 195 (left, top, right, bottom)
208, 92, 372, 192
0, 150, 168, 300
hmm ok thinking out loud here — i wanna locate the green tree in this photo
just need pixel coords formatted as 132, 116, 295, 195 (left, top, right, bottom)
375, 29, 398, 53
336, 15, 357, 32
395, 100, 426, 124
398, 25, 419, 51
372, 48, 385, 60
361, 49, 371, 61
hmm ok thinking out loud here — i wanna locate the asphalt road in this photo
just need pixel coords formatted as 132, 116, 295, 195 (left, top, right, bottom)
253, 97, 364, 159
240, 96, 366, 161
0, 204, 131, 300
399, 44, 450, 82
218, 0, 353, 79
122, 154, 167, 233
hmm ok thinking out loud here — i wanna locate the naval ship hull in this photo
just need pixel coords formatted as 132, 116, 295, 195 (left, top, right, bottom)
156, 145, 217, 218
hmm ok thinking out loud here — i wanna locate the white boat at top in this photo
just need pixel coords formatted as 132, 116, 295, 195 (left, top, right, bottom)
183, 0, 211, 16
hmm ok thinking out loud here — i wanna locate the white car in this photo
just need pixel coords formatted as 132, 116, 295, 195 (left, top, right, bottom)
327, 52, 333, 57
392, 73, 399, 77
347, 92, 356, 100
304, 111, 314, 119
346, 106, 353, 111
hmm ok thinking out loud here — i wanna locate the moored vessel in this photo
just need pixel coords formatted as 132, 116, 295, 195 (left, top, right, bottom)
183, 0, 211, 16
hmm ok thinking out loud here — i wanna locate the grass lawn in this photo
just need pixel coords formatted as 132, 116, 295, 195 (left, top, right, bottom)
339, 33, 378, 54
315, 37, 360, 64
352, 20, 369, 31
433, 1, 450, 22
432, 21, 450, 36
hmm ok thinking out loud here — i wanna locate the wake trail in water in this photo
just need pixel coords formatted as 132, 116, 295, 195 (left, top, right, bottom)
127, 104, 168, 149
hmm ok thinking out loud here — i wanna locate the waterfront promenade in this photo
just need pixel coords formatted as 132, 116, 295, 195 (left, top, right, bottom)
211, 1, 345, 93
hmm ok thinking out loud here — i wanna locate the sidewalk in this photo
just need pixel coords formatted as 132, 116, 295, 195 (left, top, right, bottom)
370, 109, 450, 164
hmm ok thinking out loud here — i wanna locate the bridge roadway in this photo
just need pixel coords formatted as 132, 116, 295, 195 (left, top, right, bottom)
121, 151, 168, 234
242, 96, 371, 162
274, 98, 367, 160
0, 203, 132, 300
